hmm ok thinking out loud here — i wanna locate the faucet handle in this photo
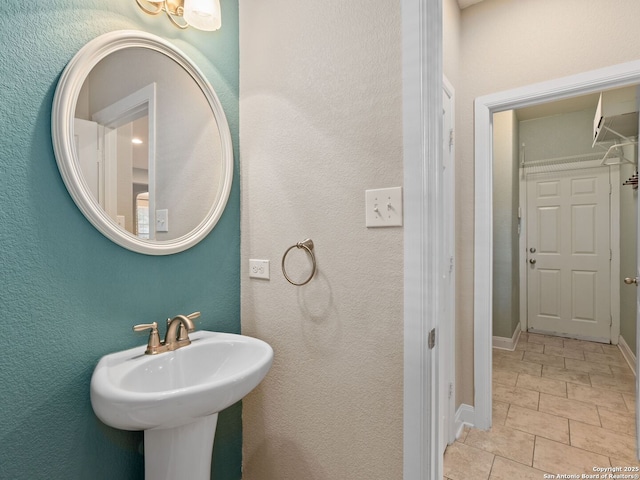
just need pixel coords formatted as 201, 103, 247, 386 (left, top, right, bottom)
185, 311, 201, 331
133, 321, 162, 354
133, 321, 158, 333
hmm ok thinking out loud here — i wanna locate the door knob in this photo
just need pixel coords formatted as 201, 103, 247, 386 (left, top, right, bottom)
529, 247, 536, 253
529, 259, 536, 265
624, 277, 638, 285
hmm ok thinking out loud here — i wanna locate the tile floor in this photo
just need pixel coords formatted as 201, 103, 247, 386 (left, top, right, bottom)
443, 332, 639, 480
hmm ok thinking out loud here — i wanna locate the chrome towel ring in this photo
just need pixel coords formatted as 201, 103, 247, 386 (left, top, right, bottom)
282, 239, 316, 286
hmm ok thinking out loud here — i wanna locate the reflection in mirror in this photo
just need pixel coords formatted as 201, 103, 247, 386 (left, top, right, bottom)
135, 192, 150, 239
52, 31, 233, 255
74, 48, 222, 241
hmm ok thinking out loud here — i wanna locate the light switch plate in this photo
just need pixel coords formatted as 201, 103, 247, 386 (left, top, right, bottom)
249, 259, 270, 279
156, 209, 169, 232
365, 187, 403, 227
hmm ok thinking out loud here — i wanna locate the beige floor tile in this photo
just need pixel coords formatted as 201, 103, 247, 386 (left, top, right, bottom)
623, 394, 636, 412
533, 436, 610, 475
489, 456, 551, 480
516, 373, 567, 397
493, 369, 518, 387
610, 456, 640, 468
584, 351, 628, 367
570, 420, 637, 463
505, 405, 569, 443
544, 345, 585, 360
493, 384, 540, 410
446, 335, 638, 480
493, 401, 509, 426
493, 349, 524, 361
567, 383, 628, 411
541, 365, 591, 386
526, 334, 564, 347
515, 341, 545, 353
564, 358, 612, 375
522, 351, 566, 368
538, 393, 600, 426
493, 357, 543, 376
443, 442, 494, 480
562, 338, 605, 353
598, 406, 636, 437
601, 343, 624, 355
465, 424, 535, 466
459, 426, 471, 443
611, 364, 635, 376
590, 373, 636, 395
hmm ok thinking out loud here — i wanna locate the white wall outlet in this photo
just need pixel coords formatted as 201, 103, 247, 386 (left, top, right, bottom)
365, 187, 403, 227
249, 259, 270, 279
156, 209, 169, 232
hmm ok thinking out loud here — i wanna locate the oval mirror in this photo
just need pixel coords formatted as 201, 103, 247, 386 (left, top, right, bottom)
52, 30, 233, 255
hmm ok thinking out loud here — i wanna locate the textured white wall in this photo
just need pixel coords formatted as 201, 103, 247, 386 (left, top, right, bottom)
444, 0, 461, 85
457, 0, 640, 406
240, 1, 404, 478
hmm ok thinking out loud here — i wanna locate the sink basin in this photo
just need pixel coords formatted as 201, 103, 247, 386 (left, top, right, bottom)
90, 330, 273, 480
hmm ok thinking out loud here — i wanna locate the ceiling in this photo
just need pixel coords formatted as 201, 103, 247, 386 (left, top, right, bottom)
516, 85, 637, 121
515, 93, 601, 121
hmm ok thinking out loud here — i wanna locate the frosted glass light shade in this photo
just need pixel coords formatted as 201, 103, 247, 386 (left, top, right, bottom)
183, 0, 221, 31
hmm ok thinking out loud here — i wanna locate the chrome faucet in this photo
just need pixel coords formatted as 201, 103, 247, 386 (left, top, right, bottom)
133, 311, 201, 355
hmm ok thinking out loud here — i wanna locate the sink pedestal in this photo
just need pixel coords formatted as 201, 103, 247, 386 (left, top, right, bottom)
144, 413, 218, 480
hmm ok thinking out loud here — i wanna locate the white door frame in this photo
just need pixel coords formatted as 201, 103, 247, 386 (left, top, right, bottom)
442, 76, 456, 447
402, 0, 443, 477
474, 59, 640, 430
518, 162, 621, 342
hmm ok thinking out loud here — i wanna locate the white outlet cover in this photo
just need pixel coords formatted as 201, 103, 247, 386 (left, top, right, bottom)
365, 187, 403, 227
249, 259, 270, 279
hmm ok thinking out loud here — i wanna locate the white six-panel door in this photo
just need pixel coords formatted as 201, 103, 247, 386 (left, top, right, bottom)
526, 167, 611, 342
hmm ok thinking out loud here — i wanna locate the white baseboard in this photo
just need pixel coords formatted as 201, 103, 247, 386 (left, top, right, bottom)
618, 334, 636, 377
454, 403, 475, 439
492, 322, 521, 351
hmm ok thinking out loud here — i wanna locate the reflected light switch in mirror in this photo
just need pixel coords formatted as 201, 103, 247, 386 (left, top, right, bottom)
156, 209, 169, 232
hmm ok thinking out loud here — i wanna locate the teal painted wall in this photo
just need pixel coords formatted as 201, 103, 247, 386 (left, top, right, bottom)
0, 1, 240, 479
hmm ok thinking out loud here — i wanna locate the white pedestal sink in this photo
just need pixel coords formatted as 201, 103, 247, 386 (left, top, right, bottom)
90, 330, 273, 480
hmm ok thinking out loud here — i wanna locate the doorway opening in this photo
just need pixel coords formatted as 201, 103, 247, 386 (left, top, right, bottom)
473, 60, 640, 459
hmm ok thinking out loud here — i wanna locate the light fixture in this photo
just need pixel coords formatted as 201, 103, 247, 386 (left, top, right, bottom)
135, 0, 221, 31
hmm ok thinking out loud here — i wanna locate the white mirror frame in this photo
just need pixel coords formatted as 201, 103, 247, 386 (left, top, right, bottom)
52, 30, 233, 255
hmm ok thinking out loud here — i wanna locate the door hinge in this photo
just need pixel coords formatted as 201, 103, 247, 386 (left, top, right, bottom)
428, 328, 436, 349
449, 129, 454, 151
448, 382, 453, 399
